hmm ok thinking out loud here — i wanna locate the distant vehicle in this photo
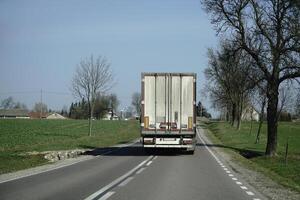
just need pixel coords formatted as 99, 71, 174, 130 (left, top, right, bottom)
141, 73, 196, 154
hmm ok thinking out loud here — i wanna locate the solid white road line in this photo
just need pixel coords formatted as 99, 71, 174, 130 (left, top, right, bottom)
84, 155, 153, 200
118, 177, 134, 187
97, 191, 115, 200
136, 167, 145, 175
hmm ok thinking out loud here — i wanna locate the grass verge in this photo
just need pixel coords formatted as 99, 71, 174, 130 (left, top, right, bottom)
200, 121, 300, 193
0, 119, 140, 174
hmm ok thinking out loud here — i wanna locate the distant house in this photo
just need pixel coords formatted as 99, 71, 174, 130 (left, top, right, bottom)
102, 111, 119, 120
242, 106, 259, 121
0, 109, 29, 119
28, 112, 48, 119
46, 113, 66, 119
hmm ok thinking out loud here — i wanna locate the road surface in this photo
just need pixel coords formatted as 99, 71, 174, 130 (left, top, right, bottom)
0, 128, 265, 200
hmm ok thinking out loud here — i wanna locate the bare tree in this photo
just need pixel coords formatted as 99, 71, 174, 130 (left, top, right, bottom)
72, 55, 114, 136
202, 0, 300, 156
1, 97, 15, 109
205, 41, 255, 129
131, 92, 141, 116
33, 102, 48, 113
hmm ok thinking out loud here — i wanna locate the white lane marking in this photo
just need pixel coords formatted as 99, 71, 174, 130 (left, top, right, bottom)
246, 191, 255, 196
146, 161, 153, 166
224, 168, 228, 170
197, 129, 261, 199
240, 186, 248, 190
253, 198, 261, 200
153, 156, 158, 160
197, 130, 221, 162
232, 178, 238, 181
0, 141, 139, 184
118, 177, 134, 187
84, 155, 153, 200
226, 171, 231, 174
236, 181, 242, 185
97, 191, 115, 200
136, 167, 145, 174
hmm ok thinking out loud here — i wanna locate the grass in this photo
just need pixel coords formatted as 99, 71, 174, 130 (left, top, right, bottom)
0, 119, 140, 174
201, 121, 300, 192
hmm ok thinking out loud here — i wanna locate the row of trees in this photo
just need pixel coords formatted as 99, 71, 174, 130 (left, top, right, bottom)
0, 97, 27, 110
202, 0, 300, 156
69, 94, 119, 120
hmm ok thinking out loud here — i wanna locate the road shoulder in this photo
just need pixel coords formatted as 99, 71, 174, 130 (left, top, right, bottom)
198, 125, 300, 200
0, 139, 139, 184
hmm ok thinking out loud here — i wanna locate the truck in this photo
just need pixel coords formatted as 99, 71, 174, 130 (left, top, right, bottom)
140, 73, 197, 154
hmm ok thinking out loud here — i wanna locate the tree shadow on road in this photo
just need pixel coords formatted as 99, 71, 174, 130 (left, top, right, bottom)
196, 143, 264, 159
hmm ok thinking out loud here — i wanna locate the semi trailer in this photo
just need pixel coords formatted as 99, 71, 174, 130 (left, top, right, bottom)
140, 73, 197, 154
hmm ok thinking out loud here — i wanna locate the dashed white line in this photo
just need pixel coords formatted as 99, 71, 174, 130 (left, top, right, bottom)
97, 191, 115, 200
197, 129, 261, 200
146, 161, 153, 166
153, 156, 158, 160
118, 177, 134, 187
246, 191, 255, 196
84, 155, 153, 200
136, 167, 145, 174
240, 186, 248, 190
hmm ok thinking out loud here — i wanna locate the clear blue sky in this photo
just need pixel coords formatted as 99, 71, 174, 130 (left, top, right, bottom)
0, 0, 217, 112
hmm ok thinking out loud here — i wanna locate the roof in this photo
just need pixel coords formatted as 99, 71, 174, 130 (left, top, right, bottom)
46, 113, 66, 119
28, 112, 48, 119
0, 109, 29, 117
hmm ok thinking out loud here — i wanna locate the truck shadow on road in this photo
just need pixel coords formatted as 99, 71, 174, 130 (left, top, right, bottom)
81, 144, 192, 157
196, 143, 264, 159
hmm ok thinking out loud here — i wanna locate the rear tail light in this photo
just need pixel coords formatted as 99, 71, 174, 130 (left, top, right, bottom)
144, 138, 155, 145
182, 139, 193, 145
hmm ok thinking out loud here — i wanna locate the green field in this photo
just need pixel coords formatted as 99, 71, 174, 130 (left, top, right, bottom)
0, 119, 140, 174
202, 121, 300, 192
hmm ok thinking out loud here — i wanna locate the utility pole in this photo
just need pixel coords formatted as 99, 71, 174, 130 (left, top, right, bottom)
40, 89, 43, 119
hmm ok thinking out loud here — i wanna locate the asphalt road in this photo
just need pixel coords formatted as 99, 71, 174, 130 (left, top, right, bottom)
0, 128, 265, 200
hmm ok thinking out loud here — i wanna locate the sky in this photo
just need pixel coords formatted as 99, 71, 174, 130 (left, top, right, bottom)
0, 0, 218, 113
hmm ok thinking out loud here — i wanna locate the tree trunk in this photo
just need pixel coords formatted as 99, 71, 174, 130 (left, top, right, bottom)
237, 96, 243, 130
88, 100, 93, 137
231, 103, 236, 126
265, 82, 279, 156
255, 96, 266, 144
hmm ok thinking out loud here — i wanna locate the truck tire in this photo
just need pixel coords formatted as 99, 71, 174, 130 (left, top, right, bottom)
187, 150, 195, 155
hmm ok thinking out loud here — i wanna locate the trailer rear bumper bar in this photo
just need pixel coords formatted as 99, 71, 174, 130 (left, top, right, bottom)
141, 131, 196, 135
143, 144, 195, 149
